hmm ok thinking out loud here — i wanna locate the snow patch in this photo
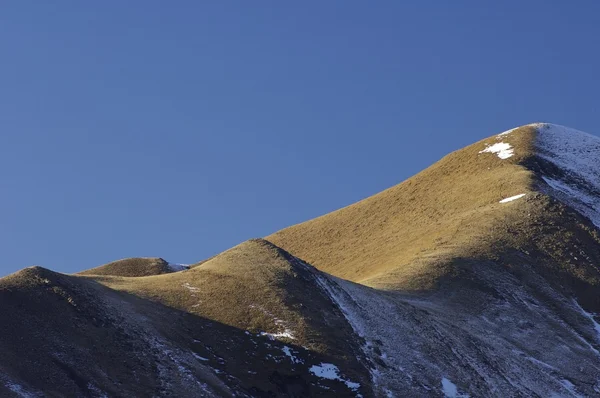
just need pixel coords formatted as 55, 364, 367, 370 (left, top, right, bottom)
192, 353, 210, 362
441, 378, 469, 398
309, 363, 360, 392
260, 330, 295, 341
499, 194, 526, 203
479, 142, 514, 159
249, 304, 296, 341
282, 346, 302, 364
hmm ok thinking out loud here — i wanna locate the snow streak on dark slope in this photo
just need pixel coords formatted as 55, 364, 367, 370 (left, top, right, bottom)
535, 123, 600, 228
301, 256, 600, 397
294, 124, 600, 397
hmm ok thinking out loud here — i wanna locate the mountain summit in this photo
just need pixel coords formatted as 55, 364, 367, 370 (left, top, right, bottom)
2, 123, 600, 397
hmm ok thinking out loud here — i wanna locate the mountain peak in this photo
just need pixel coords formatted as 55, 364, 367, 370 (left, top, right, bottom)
4, 123, 600, 397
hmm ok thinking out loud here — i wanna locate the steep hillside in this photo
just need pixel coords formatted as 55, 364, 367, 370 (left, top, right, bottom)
1, 240, 370, 397
2, 123, 600, 397
264, 123, 600, 396
0, 266, 231, 397
268, 125, 538, 289
89, 239, 370, 391
267, 124, 600, 295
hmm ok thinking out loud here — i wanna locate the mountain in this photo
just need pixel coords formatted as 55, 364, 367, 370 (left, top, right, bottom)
78, 257, 176, 277
2, 123, 600, 397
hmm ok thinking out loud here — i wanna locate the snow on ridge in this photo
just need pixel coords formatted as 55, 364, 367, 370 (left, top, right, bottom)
168, 263, 190, 272
499, 194, 526, 204
534, 123, 600, 228
479, 142, 514, 159
498, 127, 518, 136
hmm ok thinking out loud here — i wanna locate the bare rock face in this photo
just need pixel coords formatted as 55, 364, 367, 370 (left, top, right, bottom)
2, 123, 600, 397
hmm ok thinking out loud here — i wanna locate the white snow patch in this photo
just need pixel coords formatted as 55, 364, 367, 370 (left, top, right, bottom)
310, 363, 339, 380
441, 378, 469, 398
309, 363, 360, 391
479, 142, 514, 159
499, 194, 526, 203
249, 304, 296, 341
192, 353, 210, 361
260, 330, 295, 341
282, 346, 302, 364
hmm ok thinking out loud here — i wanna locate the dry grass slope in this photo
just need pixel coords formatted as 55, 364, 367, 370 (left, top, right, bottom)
78, 257, 172, 277
4, 123, 600, 396
268, 126, 539, 290
89, 239, 364, 356
82, 238, 370, 396
1, 247, 371, 397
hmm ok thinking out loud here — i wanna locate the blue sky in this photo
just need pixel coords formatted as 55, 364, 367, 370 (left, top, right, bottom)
1, 1, 599, 275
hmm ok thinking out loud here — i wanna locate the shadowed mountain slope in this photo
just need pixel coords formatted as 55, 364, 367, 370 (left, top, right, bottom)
3, 123, 600, 397
0, 266, 232, 397
261, 123, 600, 396
1, 240, 370, 397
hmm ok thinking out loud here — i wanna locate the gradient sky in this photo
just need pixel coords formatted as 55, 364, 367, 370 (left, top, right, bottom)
1, 1, 599, 276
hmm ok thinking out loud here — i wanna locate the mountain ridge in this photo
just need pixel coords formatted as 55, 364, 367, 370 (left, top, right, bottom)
2, 122, 600, 397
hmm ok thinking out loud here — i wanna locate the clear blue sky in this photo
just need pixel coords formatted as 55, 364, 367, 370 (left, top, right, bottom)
1, 1, 599, 276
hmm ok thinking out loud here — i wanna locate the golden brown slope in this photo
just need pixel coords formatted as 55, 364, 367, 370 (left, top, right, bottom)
78, 257, 172, 277
88, 239, 364, 356
1, 241, 372, 397
83, 238, 370, 396
268, 126, 540, 289
6, 123, 600, 397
